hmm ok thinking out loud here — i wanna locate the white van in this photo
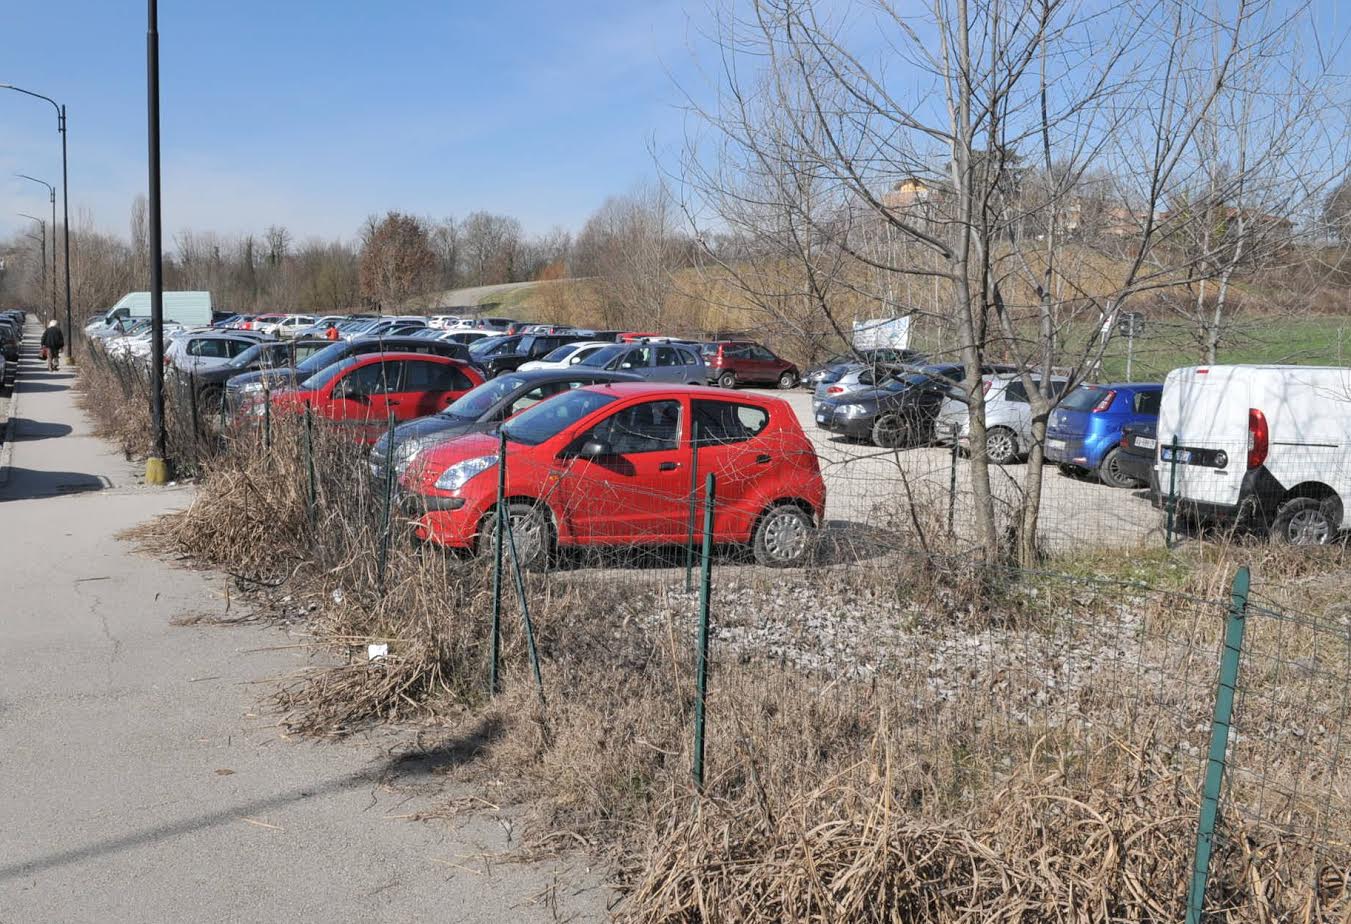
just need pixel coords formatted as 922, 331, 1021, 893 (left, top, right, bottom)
1156, 364, 1351, 544
86, 291, 214, 336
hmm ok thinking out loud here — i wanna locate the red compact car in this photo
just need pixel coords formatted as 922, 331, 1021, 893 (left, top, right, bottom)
261, 352, 483, 443
401, 383, 825, 567
702, 341, 800, 390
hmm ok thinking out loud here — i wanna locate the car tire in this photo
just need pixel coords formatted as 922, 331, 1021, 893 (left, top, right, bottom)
872, 414, 906, 449
479, 502, 552, 569
777, 371, 798, 390
1058, 463, 1083, 478
197, 384, 224, 417
986, 427, 1019, 465
752, 504, 815, 567
1271, 496, 1342, 546
718, 371, 737, 389
1097, 447, 1140, 489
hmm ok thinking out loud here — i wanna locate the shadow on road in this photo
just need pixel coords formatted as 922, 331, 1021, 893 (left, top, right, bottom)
11, 418, 74, 440
0, 468, 110, 502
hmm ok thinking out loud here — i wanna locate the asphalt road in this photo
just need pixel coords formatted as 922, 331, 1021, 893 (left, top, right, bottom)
0, 324, 607, 923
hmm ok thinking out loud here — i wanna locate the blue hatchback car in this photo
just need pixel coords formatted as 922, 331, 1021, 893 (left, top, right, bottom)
1045, 382, 1163, 488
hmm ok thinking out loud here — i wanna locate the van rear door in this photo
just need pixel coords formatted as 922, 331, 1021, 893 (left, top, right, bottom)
1156, 366, 1248, 509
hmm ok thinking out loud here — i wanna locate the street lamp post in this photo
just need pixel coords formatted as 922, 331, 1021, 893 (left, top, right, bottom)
1, 84, 73, 361
17, 214, 47, 308
144, 0, 170, 483
16, 174, 57, 323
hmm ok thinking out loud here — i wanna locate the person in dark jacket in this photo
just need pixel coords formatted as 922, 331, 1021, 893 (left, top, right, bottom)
41, 320, 65, 371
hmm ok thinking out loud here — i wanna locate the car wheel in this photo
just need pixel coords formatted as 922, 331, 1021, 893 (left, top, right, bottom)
872, 414, 906, 449
1097, 447, 1140, 489
752, 504, 815, 567
718, 371, 737, 389
1058, 463, 1083, 478
479, 502, 552, 569
198, 384, 224, 417
986, 427, 1019, 465
777, 370, 798, 390
1271, 496, 1341, 546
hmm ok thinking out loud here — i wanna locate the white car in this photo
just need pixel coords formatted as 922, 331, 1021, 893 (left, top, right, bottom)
936, 372, 1070, 464
274, 314, 317, 338
517, 341, 615, 372
107, 323, 187, 360
1157, 364, 1351, 544
429, 314, 460, 330
165, 332, 268, 374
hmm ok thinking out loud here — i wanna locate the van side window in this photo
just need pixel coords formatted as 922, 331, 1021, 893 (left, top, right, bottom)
1004, 381, 1029, 403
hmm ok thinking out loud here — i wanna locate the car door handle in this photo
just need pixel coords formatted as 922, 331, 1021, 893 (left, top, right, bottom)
658, 461, 679, 472
754, 454, 772, 465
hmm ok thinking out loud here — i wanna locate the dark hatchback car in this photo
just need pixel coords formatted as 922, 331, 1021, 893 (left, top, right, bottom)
801, 348, 926, 389
1115, 420, 1159, 493
186, 338, 330, 410
476, 333, 593, 379
815, 363, 967, 447
225, 335, 476, 413
702, 341, 800, 389
368, 368, 642, 483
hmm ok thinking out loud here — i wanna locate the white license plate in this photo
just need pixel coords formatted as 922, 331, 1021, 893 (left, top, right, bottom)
1161, 447, 1192, 463
1135, 436, 1157, 450
1047, 438, 1067, 451
816, 412, 830, 425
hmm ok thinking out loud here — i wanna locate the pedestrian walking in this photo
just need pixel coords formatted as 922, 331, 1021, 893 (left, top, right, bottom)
40, 319, 65, 372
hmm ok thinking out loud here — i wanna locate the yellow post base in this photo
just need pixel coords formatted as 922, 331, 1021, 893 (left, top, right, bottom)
145, 457, 171, 485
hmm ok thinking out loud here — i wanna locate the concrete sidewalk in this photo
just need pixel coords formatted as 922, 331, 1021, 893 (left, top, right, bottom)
0, 323, 606, 923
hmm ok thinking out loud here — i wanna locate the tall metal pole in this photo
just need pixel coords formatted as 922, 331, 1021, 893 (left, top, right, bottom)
16, 174, 56, 319
60, 106, 72, 362
17, 214, 46, 305
0, 86, 73, 359
145, 0, 170, 482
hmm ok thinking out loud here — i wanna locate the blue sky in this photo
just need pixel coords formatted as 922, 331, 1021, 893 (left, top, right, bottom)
1, 0, 704, 243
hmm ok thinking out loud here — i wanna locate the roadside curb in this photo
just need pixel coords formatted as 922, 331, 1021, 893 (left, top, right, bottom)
0, 315, 36, 489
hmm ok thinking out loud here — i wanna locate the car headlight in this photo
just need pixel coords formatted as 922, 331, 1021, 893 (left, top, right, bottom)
392, 438, 430, 472
434, 454, 498, 491
237, 380, 264, 395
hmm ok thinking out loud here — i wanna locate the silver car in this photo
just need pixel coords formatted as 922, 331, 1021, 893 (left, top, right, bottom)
574, 341, 708, 385
938, 373, 1070, 464
811, 364, 888, 416
166, 331, 270, 375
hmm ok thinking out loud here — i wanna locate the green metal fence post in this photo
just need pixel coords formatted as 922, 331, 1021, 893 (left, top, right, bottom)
1166, 434, 1180, 549
1185, 565, 1250, 924
303, 402, 316, 533
685, 419, 700, 593
504, 496, 545, 703
376, 410, 396, 594
188, 369, 199, 442
947, 438, 959, 537
692, 472, 717, 792
489, 429, 506, 696
262, 385, 272, 450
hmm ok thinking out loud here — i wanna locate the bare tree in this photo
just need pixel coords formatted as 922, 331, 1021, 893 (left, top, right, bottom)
358, 211, 436, 309
459, 211, 524, 286
574, 184, 686, 329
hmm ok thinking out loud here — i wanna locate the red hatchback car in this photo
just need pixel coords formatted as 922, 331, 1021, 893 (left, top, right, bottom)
263, 352, 483, 443
402, 383, 825, 567
703, 341, 800, 390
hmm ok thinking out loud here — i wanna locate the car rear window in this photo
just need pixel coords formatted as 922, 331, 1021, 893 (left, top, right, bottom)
1061, 386, 1107, 411
692, 400, 770, 445
1134, 390, 1161, 415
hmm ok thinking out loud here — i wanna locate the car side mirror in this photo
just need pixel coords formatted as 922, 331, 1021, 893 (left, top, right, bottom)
579, 438, 612, 458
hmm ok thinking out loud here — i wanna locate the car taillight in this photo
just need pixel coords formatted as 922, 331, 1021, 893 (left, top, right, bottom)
826, 386, 844, 394
1092, 389, 1117, 413
1248, 408, 1268, 469
1120, 435, 1130, 448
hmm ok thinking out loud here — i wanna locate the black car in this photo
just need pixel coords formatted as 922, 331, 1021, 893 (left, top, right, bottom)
476, 333, 593, 379
224, 335, 476, 413
368, 368, 642, 484
1116, 420, 1158, 494
0, 320, 21, 362
814, 363, 969, 447
801, 348, 927, 389
185, 338, 331, 410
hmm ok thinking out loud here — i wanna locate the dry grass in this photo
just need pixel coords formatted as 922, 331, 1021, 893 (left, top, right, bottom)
80, 341, 1351, 921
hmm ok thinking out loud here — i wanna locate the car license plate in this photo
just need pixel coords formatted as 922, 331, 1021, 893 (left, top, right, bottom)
816, 412, 830, 425
1047, 438, 1067, 451
1135, 436, 1157, 450
1161, 447, 1192, 463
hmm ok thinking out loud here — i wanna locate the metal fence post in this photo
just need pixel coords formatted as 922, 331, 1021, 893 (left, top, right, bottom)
504, 494, 545, 703
188, 369, 199, 442
1166, 434, 1180, 549
303, 402, 316, 532
376, 410, 396, 594
947, 437, 959, 536
1185, 565, 1250, 924
262, 385, 272, 450
692, 472, 717, 792
685, 419, 700, 593
489, 429, 506, 696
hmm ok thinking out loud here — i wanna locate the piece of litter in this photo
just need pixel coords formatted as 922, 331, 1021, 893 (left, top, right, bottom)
331, 588, 345, 604
215, 768, 235, 776
368, 643, 389, 661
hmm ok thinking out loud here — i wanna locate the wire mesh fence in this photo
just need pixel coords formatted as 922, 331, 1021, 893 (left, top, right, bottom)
78, 337, 1351, 918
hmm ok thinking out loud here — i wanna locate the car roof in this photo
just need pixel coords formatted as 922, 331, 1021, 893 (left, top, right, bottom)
505, 368, 641, 383
578, 382, 767, 400
348, 351, 460, 364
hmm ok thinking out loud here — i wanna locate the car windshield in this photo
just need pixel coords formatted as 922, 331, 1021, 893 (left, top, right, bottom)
299, 357, 360, 391
227, 342, 273, 368
539, 344, 580, 363
469, 335, 511, 358
502, 389, 617, 446
440, 374, 528, 420
578, 345, 625, 368
1061, 386, 1107, 412
294, 341, 352, 375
